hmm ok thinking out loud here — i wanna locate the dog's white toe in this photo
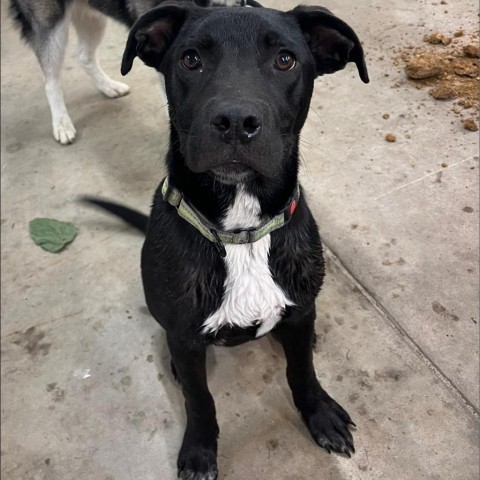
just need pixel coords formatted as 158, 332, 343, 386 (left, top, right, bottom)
53, 117, 77, 145
98, 79, 130, 98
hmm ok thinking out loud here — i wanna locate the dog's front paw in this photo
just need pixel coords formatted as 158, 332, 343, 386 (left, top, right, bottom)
52, 116, 76, 145
302, 395, 355, 457
98, 79, 130, 98
178, 446, 218, 480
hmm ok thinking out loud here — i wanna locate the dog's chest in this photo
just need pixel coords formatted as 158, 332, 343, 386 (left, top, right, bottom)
202, 187, 294, 338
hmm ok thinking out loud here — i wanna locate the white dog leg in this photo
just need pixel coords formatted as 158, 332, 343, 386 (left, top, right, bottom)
72, 3, 130, 98
36, 13, 76, 144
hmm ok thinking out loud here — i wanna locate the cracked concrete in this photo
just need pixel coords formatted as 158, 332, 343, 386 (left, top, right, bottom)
1, 0, 478, 479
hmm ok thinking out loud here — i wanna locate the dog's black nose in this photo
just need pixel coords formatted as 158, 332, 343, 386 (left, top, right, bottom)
211, 108, 262, 144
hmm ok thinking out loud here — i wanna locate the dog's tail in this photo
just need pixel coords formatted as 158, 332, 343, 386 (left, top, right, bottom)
81, 197, 148, 234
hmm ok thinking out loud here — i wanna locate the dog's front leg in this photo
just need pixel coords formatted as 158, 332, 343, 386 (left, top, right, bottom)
274, 305, 355, 457
167, 335, 219, 480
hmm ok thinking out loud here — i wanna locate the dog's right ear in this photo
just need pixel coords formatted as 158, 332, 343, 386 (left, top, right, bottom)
121, 3, 189, 75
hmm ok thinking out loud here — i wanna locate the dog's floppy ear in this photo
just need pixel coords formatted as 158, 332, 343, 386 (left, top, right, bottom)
288, 5, 369, 83
121, 3, 189, 75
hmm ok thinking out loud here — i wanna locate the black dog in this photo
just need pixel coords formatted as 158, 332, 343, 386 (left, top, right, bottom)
86, 2, 368, 478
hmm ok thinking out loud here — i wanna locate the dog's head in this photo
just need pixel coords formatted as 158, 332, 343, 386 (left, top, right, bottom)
122, 2, 368, 185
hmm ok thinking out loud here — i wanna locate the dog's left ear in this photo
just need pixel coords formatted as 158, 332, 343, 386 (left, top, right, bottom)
288, 5, 369, 83
121, 3, 189, 75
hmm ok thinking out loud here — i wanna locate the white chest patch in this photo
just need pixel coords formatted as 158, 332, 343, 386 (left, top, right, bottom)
202, 186, 294, 338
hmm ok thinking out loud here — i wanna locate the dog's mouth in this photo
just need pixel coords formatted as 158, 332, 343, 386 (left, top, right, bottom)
209, 163, 257, 185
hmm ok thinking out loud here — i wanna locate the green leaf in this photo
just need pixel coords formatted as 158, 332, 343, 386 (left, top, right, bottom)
29, 218, 77, 253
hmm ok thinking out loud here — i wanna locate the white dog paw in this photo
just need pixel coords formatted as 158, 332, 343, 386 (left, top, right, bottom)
98, 79, 130, 98
53, 117, 77, 145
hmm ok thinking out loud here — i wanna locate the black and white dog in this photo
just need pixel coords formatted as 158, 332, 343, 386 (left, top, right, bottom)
9, 0, 258, 144
85, 2, 368, 479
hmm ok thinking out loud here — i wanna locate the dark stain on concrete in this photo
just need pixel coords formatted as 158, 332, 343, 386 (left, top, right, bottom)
120, 376, 132, 387
432, 301, 460, 321
52, 388, 65, 402
316, 324, 332, 346
146, 354, 154, 363
382, 257, 406, 266
349, 392, 360, 403
267, 439, 279, 450
47, 383, 65, 402
5, 142, 24, 153
12, 326, 51, 357
358, 405, 368, 416
262, 368, 275, 384
129, 411, 146, 427
334, 316, 345, 326
358, 378, 374, 391
435, 171, 443, 183
357, 370, 374, 391
462, 206, 474, 213
336, 375, 343, 382
374, 369, 404, 382
157, 373, 164, 382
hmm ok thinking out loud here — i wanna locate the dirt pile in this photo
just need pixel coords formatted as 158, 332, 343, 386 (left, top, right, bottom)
399, 30, 479, 132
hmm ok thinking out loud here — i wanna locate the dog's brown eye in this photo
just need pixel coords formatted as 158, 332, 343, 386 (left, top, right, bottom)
274, 51, 296, 71
181, 50, 202, 70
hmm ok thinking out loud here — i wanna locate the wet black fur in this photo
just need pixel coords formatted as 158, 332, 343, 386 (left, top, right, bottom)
84, 3, 367, 479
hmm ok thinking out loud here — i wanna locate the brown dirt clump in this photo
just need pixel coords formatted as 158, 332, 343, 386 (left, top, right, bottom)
463, 44, 479, 58
404, 54, 442, 79
399, 30, 479, 132
423, 32, 452, 45
453, 61, 477, 77
430, 84, 455, 99
385, 133, 397, 142
462, 118, 478, 132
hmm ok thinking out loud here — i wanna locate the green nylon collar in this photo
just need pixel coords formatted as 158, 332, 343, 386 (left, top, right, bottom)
161, 176, 300, 255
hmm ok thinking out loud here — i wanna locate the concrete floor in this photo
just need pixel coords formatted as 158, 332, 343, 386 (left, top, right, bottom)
1, 0, 478, 479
